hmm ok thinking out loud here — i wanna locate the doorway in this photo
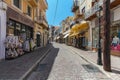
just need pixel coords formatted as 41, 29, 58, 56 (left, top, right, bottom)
36, 34, 41, 47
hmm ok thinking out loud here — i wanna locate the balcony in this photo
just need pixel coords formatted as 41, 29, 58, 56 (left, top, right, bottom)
27, 0, 38, 7
74, 9, 83, 20
85, 2, 100, 20
110, 0, 120, 9
72, 0, 79, 12
35, 16, 48, 28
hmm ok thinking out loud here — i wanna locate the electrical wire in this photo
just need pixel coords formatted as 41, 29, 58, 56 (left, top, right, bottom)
53, 0, 59, 24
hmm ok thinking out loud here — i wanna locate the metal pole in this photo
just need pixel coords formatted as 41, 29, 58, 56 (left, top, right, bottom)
103, 0, 111, 71
97, 8, 102, 65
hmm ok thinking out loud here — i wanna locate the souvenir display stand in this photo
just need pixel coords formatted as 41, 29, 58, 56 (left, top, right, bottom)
5, 35, 35, 59
5, 35, 24, 59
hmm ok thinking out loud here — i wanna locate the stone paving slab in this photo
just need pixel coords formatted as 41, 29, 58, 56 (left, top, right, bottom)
63, 43, 120, 80
0, 44, 52, 80
27, 43, 112, 80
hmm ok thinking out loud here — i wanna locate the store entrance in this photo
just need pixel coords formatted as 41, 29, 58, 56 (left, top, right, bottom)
36, 34, 41, 47
78, 37, 86, 49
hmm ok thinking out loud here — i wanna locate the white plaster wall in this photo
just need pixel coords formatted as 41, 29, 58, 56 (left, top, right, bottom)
89, 19, 96, 49
114, 6, 120, 21
80, 0, 92, 13
0, 9, 6, 60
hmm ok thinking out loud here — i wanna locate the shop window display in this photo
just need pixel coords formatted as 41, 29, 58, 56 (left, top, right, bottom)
5, 20, 35, 59
5, 35, 24, 58
15, 23, 21, 36
111, 26, 120, 52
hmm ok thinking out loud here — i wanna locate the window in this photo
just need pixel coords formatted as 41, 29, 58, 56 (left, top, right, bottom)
13, 0, 21, 9
15, 23, 21, 36
27, 6, 31, 16
8, 20, 15, 35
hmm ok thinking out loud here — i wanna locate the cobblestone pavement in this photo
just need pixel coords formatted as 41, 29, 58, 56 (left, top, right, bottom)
27, 43, 112, 80
63, 43, 120, 80
0, 44, 52, 80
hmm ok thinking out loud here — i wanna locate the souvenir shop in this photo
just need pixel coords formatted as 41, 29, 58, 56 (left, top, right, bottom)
110, 6, 120, 56
69, 21, 89, 50
110, 21, 120, 56
5, 7, 35, 59
78, 31, 88, 50
5, 19, 35, 59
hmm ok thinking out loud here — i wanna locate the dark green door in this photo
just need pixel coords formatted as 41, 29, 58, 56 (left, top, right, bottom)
36, 34, 41, 47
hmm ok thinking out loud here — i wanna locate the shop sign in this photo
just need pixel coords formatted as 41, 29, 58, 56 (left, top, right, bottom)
7, 6, 34, 28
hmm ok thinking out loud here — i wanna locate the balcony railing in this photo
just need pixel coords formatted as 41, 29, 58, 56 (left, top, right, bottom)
35, 16, 48, 28
72, 0, 79, 12
84, 0, 104, 19
85, 0, 118, 20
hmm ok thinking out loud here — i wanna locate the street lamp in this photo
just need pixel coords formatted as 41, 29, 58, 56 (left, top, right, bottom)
96, 6, 103, 65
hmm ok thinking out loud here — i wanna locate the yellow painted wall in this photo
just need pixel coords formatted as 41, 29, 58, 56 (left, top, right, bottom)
4, 0, 35, 20
4, 0, 48, 46
4, 0, 12, 5
22, 0, 27, 13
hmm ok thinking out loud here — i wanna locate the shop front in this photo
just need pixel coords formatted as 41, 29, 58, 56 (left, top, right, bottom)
63, 30, 70, 45
63, 33, 69, 45
91, 18, 99, 52
92, 27, 99, 51
5, 6, 35, 59
69, 21, 89, 50
110, 6, 120, 56
36, 32, 41, 47
111, 20, 120, 56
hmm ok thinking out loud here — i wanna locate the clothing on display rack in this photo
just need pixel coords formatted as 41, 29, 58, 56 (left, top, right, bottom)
23, 40, 30, 52
5, 35, 24, 59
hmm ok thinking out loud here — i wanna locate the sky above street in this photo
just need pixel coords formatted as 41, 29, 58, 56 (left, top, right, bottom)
46, 0, 73, 27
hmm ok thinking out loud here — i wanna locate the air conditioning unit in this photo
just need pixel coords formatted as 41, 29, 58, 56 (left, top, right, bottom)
0, 1, 7, 10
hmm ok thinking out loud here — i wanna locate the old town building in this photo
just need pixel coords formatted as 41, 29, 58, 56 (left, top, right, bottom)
84, 0, 120, 55
0, 0, 48, 60
62, 16, 73, 45
34, 0, 48, 47
70, 0, 90, 50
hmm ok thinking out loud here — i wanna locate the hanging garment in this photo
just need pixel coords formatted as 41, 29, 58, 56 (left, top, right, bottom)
23, 40, 30, 52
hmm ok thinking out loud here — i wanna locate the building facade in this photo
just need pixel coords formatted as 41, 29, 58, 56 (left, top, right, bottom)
0, 0, 48, 60
84, 0, 120, 55
61, 16, 73, 44
70, 0, 90, 50
34, 0, 48, 47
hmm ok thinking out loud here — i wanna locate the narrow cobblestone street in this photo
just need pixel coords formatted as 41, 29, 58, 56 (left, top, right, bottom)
1, 0, 120, 80
27, 42, 112, 80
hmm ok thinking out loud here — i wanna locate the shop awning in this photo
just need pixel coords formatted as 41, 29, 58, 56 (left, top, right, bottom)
63, 33, 69, 38
56, 36, 60, 39
71, 21, 89, 32
63, 30, 70, 35
69, 21, 89, 37
78, 21, 89, 31
69, 32, 79, 37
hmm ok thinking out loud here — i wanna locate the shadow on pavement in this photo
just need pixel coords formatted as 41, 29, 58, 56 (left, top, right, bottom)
27, 43, 60, 80
112, 68, 120, 74
0, 43, 52, 79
